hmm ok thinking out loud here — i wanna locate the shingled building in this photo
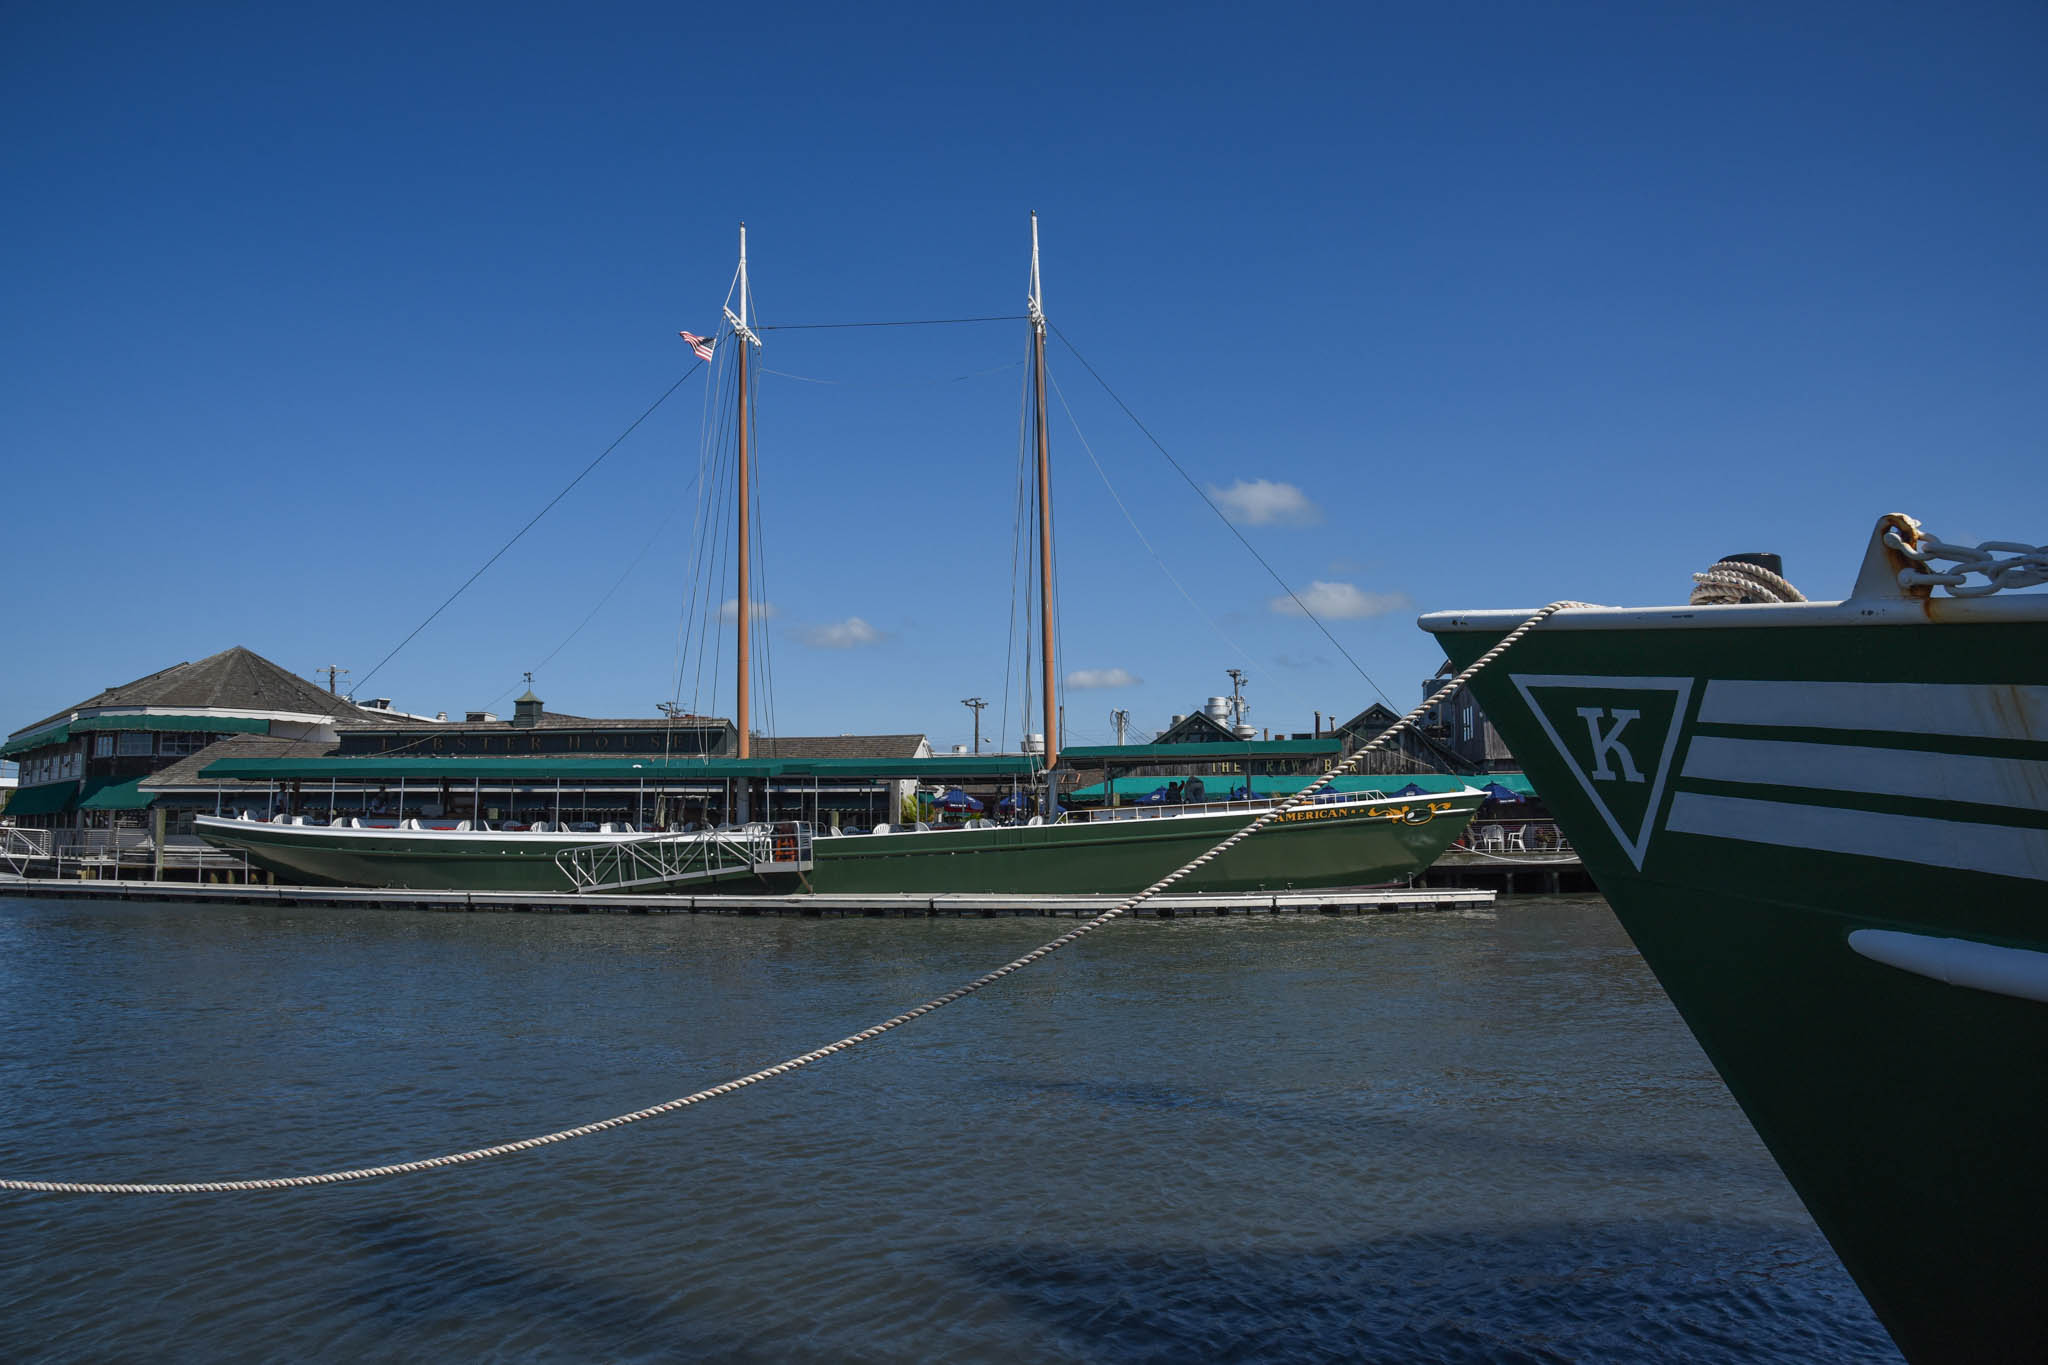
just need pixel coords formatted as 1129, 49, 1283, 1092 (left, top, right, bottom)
0, 647, 376, 840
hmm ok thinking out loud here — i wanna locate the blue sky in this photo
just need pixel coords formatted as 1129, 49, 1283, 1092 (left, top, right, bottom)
4, 1, 2043, 751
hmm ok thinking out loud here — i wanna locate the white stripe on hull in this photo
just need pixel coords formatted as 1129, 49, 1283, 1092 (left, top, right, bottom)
1681, 737, 2048, 813
1848, 929, 2048, 1006
1664, 792, 2048, 883
1698, 680, 2048, 742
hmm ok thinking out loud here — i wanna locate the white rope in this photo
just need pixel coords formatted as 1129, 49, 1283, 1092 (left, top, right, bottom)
1, 602, 1582, 1195
1688, 561, 1807, 605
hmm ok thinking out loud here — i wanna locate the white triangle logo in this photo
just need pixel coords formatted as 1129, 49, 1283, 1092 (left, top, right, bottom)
1508, 674, 1694, 870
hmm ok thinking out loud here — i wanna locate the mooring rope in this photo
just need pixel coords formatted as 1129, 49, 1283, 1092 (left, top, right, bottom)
1, 602, 1581, 1195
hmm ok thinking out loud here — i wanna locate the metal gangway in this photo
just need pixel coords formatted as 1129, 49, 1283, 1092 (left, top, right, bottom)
1, 827, 53, 877
554, 822, 814, 894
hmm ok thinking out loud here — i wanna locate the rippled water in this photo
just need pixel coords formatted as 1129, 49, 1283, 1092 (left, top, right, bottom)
0, 895, 1898, 1363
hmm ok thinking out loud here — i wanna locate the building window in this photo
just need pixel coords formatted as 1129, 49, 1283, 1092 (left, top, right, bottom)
117, 733, 155, 757
159, 732, 206, 757
94, 735, 116, 757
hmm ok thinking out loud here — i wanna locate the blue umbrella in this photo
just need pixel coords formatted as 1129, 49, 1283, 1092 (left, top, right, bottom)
1134, 787, 1172, 805
1392, 782, 1430, 797
1480, 781, 1525, 803
934, 786, 983, 812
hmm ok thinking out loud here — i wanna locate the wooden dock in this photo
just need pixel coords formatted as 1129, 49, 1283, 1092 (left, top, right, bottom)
1420, 848, 1594, 895
0, 874, 1492, 918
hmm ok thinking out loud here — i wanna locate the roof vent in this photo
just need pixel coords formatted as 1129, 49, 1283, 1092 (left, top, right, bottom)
465, 711, 498, 724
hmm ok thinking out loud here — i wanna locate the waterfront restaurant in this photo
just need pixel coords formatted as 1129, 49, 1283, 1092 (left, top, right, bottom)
0, 646, 378, 849
153, 695, 995, 834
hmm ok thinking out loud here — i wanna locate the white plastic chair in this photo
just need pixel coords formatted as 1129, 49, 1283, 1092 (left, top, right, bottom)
1504, 825, 1527, 852
1477, 824, 1505, 852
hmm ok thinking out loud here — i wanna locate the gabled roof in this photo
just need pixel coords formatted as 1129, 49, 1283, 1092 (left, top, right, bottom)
1333, 702, 1403, 734
751, 734, 930, 760
1155, 711, 1237, 744
11, 646, 371, 739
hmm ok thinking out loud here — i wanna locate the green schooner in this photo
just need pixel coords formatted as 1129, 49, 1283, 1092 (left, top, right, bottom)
198, 218, 1480, 895
1422, 513, 2048, 1365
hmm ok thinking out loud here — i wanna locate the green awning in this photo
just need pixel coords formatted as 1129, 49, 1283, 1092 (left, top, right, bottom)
69, 715, 271, 735
1067, 774, 1483, 802
1, 726, 70, 757
77, 777, 154, 811
1063, 739, 1341, 762
4, 781, 78, 815
198, 754, 1043, 783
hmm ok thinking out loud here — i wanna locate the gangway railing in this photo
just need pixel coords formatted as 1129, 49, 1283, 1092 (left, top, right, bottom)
2, 827, 53, 876
555, 822, 813, 894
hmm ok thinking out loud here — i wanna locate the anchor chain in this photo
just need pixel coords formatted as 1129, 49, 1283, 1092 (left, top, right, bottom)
1, 601, 1582, 1195
1886, 527, 2048, 597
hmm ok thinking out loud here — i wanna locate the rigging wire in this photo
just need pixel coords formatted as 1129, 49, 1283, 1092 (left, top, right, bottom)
1000, 326, 1035, 755
479, 492, 696, 713
1048, 323, 1393, 709
758, 315, 1025, 331
745, 355, 780, 746
1045, 367, 1257, 671
672, 333, 740, 748
760, 359, 1023, 388
351, 364, 704, 699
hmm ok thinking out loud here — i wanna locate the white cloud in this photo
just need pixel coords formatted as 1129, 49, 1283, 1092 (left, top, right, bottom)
798, 616, 883, 648
719, 598, 778, 623
1066, 667, 1141, 689
1269, 581, 1409, 620
1209, 478, 1321, 527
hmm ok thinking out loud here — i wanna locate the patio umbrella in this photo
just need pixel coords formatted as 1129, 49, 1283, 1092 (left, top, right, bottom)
934, 786, 983, 812
1392, 782, 1430, 797
1480, 781, 1525, 803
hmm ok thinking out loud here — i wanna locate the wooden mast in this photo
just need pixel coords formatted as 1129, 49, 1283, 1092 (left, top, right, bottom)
1029, 213, 1058, 780
726, 223, 761, 760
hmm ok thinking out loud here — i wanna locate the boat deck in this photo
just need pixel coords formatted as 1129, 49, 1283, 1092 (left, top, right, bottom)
0, 874, 1493, 917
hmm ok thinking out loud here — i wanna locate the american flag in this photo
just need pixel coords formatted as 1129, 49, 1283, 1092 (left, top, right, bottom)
679, 330, 716, 362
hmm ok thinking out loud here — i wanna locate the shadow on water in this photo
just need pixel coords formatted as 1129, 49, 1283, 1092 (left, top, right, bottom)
331, 1209, 786, 1364
961, 1220, 1902, 1365
984, 1076, 1728, 1179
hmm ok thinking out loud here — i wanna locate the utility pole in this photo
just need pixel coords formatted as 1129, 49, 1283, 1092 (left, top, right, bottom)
1110, 708, 1130, 745
961, 697, 987, 753
318, 664, 349, 695
1226, 668, 1249, 729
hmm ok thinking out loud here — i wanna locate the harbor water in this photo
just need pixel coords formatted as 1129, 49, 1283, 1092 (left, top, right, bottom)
0, 894, 1898, 1363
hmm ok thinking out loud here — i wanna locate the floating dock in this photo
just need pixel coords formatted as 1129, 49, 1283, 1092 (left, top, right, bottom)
0, 874, 1491, 918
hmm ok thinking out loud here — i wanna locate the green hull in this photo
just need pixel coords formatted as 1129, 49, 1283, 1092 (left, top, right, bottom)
196, 795, 1481, 897
1425, 600, 2048, 1364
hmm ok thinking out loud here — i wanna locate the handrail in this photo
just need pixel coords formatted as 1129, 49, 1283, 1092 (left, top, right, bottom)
555, 822, 813, 893
1080, 789, 1429, 823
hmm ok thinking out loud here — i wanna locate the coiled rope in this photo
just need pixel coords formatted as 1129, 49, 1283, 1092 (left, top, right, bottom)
2, 602, 1581, 1195
1688, 560, 1807, 605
